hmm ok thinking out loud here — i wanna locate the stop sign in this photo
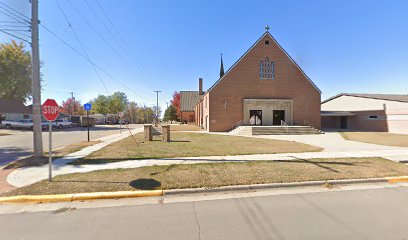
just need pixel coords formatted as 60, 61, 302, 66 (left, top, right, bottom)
42, 99, 59, 121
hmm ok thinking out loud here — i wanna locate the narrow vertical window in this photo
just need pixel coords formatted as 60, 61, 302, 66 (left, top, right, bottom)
260, 57, 275, 79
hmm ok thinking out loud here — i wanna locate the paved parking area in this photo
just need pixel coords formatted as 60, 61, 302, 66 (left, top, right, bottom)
0, 124, 142, 166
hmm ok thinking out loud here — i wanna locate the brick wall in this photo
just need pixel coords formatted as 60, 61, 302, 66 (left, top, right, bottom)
207, 33, 321, 132
180, 111, 195, 123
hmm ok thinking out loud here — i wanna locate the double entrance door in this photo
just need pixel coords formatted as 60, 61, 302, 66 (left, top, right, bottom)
249, 110, 286, 126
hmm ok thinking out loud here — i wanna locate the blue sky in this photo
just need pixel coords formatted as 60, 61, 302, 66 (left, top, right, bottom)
1, 0, 408, 110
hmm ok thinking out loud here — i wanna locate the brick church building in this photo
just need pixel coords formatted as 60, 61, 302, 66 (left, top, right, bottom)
184, 27, 321, 132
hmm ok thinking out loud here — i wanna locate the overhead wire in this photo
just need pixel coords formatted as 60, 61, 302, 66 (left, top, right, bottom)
0, 2, 30, 23
66, 0, 153, 98
92, 0, 160, 91
0, 2, 31, 43
0, 29, 30, 44
55, 0, 110, 96
0, 5, 30, 25
83, 0, 157, 94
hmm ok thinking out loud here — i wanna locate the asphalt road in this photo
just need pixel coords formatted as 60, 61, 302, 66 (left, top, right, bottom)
2, 186, 408, 239
0, 124, 142, 165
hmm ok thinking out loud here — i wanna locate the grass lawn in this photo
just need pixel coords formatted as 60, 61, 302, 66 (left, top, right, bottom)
170, 124, 202, 131
71, 132, 323, 165
340, 132, 408, 147
5, 157, 408, 196
3, 141, 101, 169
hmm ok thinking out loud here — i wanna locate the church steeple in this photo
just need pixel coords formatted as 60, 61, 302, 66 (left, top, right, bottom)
220, 53, 225, 78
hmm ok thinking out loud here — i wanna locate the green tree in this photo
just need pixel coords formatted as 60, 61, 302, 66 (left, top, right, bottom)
163, 105, 177, 123
0, 41, 32, 103
144, 107, 155, 123
91, 94, 109, 114
126, 101, 139, 123
108, 91, 128, 114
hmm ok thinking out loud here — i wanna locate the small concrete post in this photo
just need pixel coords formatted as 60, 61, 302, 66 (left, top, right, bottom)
161, 125, 170, 142
144, 125, 152, 141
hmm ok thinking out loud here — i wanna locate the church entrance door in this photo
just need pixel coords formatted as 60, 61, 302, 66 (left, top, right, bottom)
249, 110, 262, 125
273, 110, 285, 125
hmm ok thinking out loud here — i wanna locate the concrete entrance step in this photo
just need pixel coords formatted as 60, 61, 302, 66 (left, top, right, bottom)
230, 126, 323, 136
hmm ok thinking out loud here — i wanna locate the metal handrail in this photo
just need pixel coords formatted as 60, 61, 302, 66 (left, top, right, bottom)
281, 120, 289, 133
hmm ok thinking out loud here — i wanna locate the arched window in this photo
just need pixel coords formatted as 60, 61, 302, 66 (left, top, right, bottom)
260, 57, 275, 79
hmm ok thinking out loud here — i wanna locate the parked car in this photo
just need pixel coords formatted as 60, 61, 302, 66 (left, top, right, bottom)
3, 119, 33, 129
2, 119, 48, 130
53, 119, 73, 129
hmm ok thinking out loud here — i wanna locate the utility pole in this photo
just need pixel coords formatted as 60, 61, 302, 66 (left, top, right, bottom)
31, 0, 43, 157
166, 101, 169, 109
70, 92, 75, 115
154, 90, 161, 125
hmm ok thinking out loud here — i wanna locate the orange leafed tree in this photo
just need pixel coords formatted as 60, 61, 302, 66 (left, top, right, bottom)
171, 91, 180, 117
60, 97, 85, 116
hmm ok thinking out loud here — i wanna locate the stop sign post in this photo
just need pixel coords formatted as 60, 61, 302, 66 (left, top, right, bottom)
42, 99, 59, 182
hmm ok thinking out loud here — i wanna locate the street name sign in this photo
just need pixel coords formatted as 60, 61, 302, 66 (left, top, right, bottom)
84, 103, 92, 111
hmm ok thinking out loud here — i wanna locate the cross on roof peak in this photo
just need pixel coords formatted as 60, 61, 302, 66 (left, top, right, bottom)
265, 25, 270, 31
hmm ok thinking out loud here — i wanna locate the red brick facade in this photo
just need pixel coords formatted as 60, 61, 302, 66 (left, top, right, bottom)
180, 111, 195, 123
195, 32, 321, 132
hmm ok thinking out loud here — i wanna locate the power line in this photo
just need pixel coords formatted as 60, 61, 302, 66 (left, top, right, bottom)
0, 20, 26, 23
0, 29, 30, 44
93, 0, 159, 90
40, 2, 149, 102
83, 0, 158, 93
0, 24, 30, 28
56, 0, 110, 96
84, 0, 157, 93
0, 2, 30, 22
65, 0, 136, 91
0, 5, 30, 25
0, 28, 29, 32
0, 2, 31, 43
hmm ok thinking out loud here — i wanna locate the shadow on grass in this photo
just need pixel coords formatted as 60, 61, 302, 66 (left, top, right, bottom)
129, 178, 161, 190
53, 178, 162, 190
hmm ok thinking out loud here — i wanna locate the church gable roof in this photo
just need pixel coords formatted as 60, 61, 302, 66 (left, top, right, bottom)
180, 91, 200, 111
206, 31, 321, 94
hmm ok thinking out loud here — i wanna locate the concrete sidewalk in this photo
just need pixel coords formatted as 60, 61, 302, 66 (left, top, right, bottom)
7, 127, 143, 188
7, 130, 408, 188
8, 147, 408, 188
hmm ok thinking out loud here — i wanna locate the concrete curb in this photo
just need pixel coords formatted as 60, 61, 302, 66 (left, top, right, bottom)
164, 176, 408, 195
0, 190, 163, 204
2, 176, 408, 204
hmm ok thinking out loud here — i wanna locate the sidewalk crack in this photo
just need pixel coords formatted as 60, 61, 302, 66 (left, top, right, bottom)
192, 202, 202, 240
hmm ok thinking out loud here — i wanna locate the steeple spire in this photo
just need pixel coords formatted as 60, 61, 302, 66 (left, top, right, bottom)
220, 53, 225, 78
